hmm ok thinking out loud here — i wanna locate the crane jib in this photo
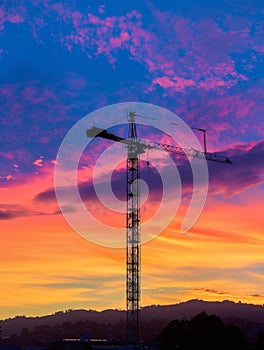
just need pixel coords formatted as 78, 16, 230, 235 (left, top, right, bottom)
85, 126, 232, 165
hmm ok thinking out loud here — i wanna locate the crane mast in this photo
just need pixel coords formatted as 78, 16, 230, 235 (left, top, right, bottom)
126, 114, 140, 344
85, 113, 232, 348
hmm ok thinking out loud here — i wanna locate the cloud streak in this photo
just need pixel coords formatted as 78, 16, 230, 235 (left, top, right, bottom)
0, 203, 57, 220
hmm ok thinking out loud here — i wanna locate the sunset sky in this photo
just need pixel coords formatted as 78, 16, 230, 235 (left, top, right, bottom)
0, 0, 264, 320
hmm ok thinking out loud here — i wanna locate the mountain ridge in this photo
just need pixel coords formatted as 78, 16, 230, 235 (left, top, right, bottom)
2, 299, 264, 337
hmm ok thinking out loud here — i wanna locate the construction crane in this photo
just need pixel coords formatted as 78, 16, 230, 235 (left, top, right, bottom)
85, 112, 232, 347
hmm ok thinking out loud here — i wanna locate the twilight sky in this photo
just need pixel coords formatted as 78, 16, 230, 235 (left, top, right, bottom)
0, 0, 264, 319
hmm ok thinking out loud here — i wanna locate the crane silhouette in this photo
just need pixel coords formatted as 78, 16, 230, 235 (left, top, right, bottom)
86, 112, 232, 348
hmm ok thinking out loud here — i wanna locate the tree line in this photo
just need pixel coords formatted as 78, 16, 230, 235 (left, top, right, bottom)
2, 312, 264, 349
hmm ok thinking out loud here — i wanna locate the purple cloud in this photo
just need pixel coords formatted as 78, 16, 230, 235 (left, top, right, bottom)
208, 140, 264, 196
0, 204, 46, 220
34, 140, 264, 210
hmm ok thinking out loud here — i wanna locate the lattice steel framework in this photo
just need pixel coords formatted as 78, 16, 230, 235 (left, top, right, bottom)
126, 113, 140, 345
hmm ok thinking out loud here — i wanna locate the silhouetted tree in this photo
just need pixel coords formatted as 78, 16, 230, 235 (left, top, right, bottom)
159, 319, 186, 349
224, 324, 250, 350
160, 312, 250, 350
181, 312, 226, 350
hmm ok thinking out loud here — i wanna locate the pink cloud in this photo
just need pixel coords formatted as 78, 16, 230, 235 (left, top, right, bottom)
0, 4, 26, 32
153, 76, 195, 91
0, 2, 261, 98
109, 31, 130, 48
18, 3, 255, 94
127, 10, 142, 20
0, 174, 13, 181
32, 6, 143, 63
33, 159, 43, 167
0, 152, 14, 160
71, 11, 82, 27
51, 2, 71, 21
22, 86, 56, 103
88, 13, 101, 25
199, 78, 225, 90
7, 13, 24, 24
153, 76, 175, 89
136, 11, 259, 93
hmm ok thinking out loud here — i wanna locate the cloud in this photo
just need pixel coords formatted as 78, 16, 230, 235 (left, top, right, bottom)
194, 288, 229, 296
147, 262, 264, 286
35, 167, 161, 211
1, 1, 262, 96
208, 140, 264, 196
0, 210, 18, 220
0, 174, 13, 181
0, 204, 34, 220
158, 139, 264, 198
33, 158, 43, 167
250, 294, 264, 298
0, 4, 26, 32
0, 203, 57, 220
19, 2, 257, 93
153, 76, 195, 92
34, 187, 57, 202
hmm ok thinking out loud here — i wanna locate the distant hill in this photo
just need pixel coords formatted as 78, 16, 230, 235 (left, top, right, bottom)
2, 299, 264, 337
141, 299, 264, 322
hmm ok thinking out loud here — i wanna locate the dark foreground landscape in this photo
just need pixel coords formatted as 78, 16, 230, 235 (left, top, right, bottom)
1, 300, 264, 349
0, 300, 264, 350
